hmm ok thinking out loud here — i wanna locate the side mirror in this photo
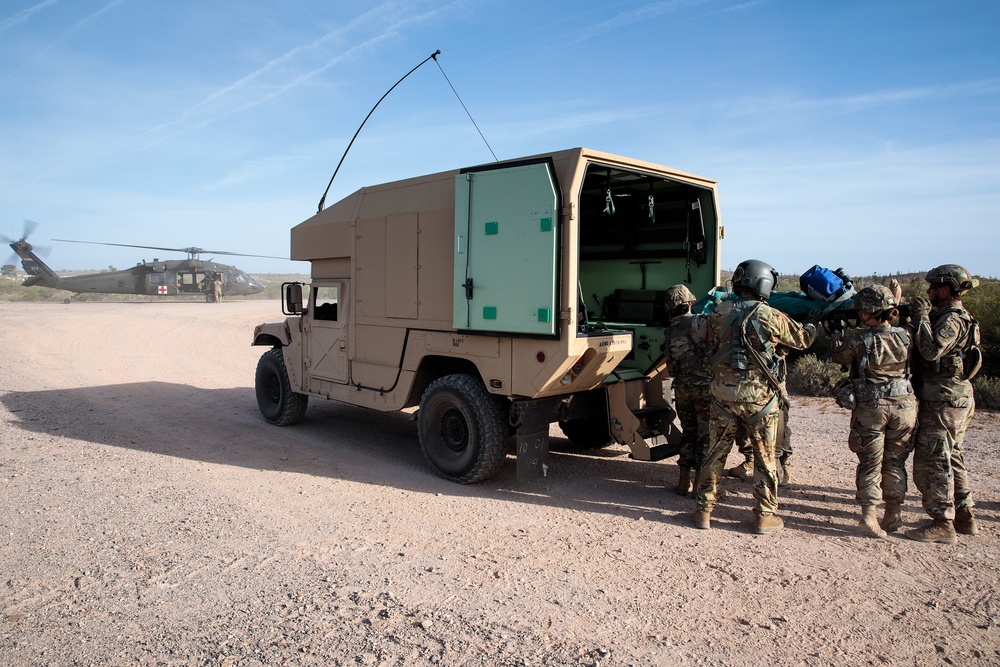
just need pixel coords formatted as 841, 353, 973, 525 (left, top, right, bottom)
283, 283, 303, 315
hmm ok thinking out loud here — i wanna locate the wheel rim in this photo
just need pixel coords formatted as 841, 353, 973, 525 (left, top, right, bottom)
263, 370, 280, 406
438, 408, 469, 455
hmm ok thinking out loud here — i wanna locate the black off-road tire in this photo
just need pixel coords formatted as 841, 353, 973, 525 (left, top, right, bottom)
255, 348, 308, 426
418, 374, 509, 484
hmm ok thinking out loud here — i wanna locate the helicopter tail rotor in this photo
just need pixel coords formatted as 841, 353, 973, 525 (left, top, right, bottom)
2, 219, 38, 245
4, 219, 49, 265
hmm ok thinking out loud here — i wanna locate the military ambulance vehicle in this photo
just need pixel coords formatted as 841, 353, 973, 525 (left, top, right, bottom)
252, 148, 721, 483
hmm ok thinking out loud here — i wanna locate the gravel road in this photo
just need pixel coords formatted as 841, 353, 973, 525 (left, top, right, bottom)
1, 301, 998, 666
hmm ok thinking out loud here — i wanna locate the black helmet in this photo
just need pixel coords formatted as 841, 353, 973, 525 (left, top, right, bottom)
732, 259, 779, 299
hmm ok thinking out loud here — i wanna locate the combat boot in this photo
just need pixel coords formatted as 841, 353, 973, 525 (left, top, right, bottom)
954, 507, 979, 536
859, 505, 886, 539
694, 510, 711, 529
778, 461, 791, 487
675, 467, 692, 496
778, 453, 792, 486
752, 514, 783, 535
880, 503, 903, 533
906, 519, 957, 545
725, 457, 753, 482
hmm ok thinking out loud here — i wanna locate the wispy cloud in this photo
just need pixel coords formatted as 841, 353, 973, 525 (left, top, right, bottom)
567, 0, 709, 44
723, 0, 770, 13
0, 0, 57, 34
137, 0, 469, 151
3, 0, 127, 79
723, 78, 1000, 117
54, 0, 126, 41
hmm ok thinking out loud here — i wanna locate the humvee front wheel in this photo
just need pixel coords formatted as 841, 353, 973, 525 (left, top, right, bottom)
255, 348, 308, 426
418, 374, 508, 484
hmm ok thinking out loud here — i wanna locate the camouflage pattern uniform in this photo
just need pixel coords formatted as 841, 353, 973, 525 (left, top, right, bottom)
731, 352, 792, 483
212, 275, 223, 303
695, 292, 818, 522
829, 315, 917, 512
911, 304, 978, 521
665, 288, 711, 474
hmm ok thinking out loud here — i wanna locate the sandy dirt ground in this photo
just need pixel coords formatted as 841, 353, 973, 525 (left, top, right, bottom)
1, 300, 998, 667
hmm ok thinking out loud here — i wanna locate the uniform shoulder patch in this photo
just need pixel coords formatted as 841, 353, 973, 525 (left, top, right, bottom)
938, 320, 959, 339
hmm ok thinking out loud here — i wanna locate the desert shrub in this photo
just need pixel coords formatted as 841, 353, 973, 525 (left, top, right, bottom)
787, 353, 846, 397
964, 279, 1000, 376
973, 375, 1000, 411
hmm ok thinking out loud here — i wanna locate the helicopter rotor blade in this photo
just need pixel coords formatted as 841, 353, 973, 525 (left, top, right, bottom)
3, 219, 40, 245
52, 238, 288, 260
193, 249, 289, 260
53, 239, 186, 254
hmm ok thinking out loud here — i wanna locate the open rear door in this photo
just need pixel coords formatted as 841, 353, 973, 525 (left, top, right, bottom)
453, 161, 560, 336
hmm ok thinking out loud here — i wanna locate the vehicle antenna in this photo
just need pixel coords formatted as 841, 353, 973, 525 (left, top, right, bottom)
317, 49, 442, 213
432, 56, 498, 163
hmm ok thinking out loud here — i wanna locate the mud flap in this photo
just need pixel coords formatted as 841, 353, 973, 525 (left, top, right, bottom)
513, 400, 553, 481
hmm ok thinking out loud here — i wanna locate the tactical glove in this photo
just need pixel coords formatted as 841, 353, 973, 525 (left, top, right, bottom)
803, 308, 824, 329
825, 317, 845, 335
908, 296, 932, 320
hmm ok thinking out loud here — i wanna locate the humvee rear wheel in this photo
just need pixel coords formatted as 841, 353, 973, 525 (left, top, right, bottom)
418, 374, 508, 484
255, 348, 308, 426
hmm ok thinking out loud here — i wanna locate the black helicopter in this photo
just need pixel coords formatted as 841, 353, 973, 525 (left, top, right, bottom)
5, 221, 282, 301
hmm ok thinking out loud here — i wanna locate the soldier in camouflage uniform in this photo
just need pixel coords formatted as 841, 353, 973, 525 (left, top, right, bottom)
829, 285, 917, 538
906, 265, 982, 545
727, 353, 793, 486
693, 260, 818, 534
664, 284, 711, 496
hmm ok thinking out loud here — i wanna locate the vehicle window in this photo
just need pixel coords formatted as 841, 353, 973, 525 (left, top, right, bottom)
313, 286, 339, 321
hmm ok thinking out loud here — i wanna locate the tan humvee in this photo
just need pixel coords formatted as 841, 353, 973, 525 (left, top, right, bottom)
252, 147, 721, 483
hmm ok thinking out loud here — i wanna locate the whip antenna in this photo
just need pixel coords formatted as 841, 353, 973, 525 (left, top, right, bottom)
317, 49, 441, 213
433, 57, 498, 163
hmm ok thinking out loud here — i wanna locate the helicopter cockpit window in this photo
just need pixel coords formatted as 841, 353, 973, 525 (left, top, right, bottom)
313, 286, 339, 322
235, 271, 250, 283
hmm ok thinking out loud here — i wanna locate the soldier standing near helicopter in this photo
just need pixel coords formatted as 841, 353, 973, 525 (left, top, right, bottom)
212, 273, 224, 303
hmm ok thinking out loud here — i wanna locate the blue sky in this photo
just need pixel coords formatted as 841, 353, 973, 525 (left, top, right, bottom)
2, 0, 998, 279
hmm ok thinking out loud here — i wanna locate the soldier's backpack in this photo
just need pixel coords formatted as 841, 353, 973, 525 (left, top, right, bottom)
961, 315, 983, 381
833, 327, 912, 409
